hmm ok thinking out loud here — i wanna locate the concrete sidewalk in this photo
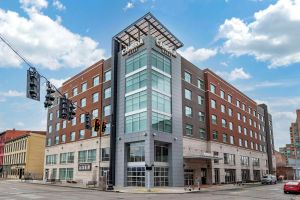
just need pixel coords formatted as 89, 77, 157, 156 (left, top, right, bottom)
6, 179, 267, 194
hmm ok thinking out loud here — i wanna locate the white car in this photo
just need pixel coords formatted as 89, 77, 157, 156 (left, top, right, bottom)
261, 174, 277, 184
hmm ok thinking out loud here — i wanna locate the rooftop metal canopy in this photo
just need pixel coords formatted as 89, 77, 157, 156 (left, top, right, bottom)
113, 12, 184, 50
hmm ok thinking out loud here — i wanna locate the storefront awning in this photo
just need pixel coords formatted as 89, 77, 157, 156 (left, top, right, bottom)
184, 155, 222, 160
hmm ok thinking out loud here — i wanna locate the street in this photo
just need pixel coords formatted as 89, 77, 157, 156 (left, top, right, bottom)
0, 181, 298, 200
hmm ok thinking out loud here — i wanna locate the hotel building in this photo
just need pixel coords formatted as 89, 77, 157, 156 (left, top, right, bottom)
44, 13, 275, 187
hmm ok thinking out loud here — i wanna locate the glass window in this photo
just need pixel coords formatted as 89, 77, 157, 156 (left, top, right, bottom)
228, 95, 232, 103
152, 70, 171, 94
128, 142, 145, 162
70, 132, 75, 141
223, 133, 227, 142
81, 98, 86, 107
48, 125, 52, 133
152, 91, 171, 114
185, 89, 192, 100
72, 117, 76, 126
126, 50, 147, 74
198, 112, 205, 122
154, 167, 169, 187
104, 70, 111, 82
228, 108, 233, 116
61, 134, 66, 143
210, 84, 216, 93
92, 109, 98, 119
229, 122, 233, 130
104, 87, 111, 99
198, 95, 204, 105
211, 115, 217, 124
243, 116, 246, 123
220, 90, 225, 99
78, 149, 96, 163
230, 136, 234, 144
152, 51, 171, 74
101, 148, 110, 161
49, 112, 53, 121
155, 143, 168, 162
73, 87, 78, 96
239, 138, 243, 146
81, 82, 87, 92
222, 119, 227, 128
126, 91, 147, 113
104, 123, 111, 135
126, 112, 147, 133
126, 70, 147, 93
80, 114, 84, 123
104, 105, 111, 117
185, 124, 193, 135
244, 128, 247, 135
56, 110, 59, 118
197, 79, 204, 90
211, 99, 216, 109
236, 100, 240, 107
237, 113, 241, 120
238, 126, 242, 133
221, 105, 225, 113
213, 131, 218, 140
199, 129, 206, 139
79, 130, 85, 139
62, 120, 66, 129
93, 76, 99, 86
224, 153, 235, 165
152, 112, 172, 133
184, 72, 191, 83
47, 138, 51, 146
92, 92, 99, 103
56, 123, 60, 131
185, 106, 192, 118
55, 136, 59, 145
245, 140, 248, 148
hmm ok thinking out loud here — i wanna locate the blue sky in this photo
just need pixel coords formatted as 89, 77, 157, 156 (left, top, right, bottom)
0, 0, 300, 149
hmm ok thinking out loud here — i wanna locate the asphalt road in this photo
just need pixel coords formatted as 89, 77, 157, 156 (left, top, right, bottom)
0, 180, 298, 200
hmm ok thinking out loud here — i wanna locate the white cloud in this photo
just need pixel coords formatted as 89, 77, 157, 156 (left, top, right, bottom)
0, 90, 25, 97
124, 2, 134, 11
0, 3, 105, 70
178, 46, 217, 62
16, 121, 25, 127
216, 67, 251, 81
218, 0, 300, 68
140, 0, 147, 3
220, 62, 228, 67
53, 0, 65, 11
49, 77, 70, 88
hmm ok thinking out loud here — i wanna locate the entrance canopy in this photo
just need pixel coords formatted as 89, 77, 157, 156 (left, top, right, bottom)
113, 12, 184, 50
184, 155, 222, 160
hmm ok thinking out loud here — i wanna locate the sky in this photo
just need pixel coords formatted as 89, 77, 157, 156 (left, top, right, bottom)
0, 0, 300, 150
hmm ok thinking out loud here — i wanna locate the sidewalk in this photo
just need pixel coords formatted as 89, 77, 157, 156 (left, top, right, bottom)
13, 179, 266, 194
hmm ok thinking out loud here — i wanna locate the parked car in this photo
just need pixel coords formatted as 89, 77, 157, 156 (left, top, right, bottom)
261, 174, 277, 184
284, 180, 300, 194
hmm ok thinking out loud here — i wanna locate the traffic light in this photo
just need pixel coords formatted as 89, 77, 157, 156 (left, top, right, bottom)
68, 101, 76, 120
26, 68, 40, 101
94, 118, 101, 132
59, 97, 69, 119
102, 121, 107, 132
44, 81, 55, 108
84, 113, 91, 130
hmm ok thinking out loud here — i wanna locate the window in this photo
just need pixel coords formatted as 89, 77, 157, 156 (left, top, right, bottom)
237, 113, 241, 120
126, 91, 147, 113
224, 153, 235, 165
126, 70, 147, 93
249, 119, 252, 126
78, 149, 96, 163
126, 50, 147, 74
47, 138, 51, 146
48, 125, 52, 134
184, 72, 191, 83
71, 117, 76, 126
128, 142, 145, 162
49, 112, 53, 121
104, 105, 111, 116
236, 100, 240, 107
61, 134, 66, 143
79, 130, 85, 139
127, 167, 145, 187
60, 152, 74, 164
228, 95, 232, 103
184, 89, 192, 100
239, 138, 243, 146
185, 124, 193, 135
152, 70, 171, 94
126, 112, 147, 133
252, 158, 260, 167
228, 108, 233, 116
81, 98, 86, 107
230, 136, 234, 144
104, 123, 111, 135
93, 76, 99, 86
248, 107, 251, 113
241, 156, 249, 166
199, 129, 206, 139
210, 84, 216, 93
46, 154, 57, 165
73, 87, 78, 96
243, 116, 246, 123
198, 96, 204, 105
81, 82, 87, 92
151, 91, 171, 114
104, 70, 111, 82
92, 92, 99, 103
151, 51, 171, 74
101, 148, 110, 161
185, 106, 192, 117
213, 152, 219, 164
62, 120, 66, 129
197, 79, 204, 90
55, 136, 59, 145
70, 132, 75, 141
220, 90, 225, 99
56, 123, 60, 131
198, 112, 205, 122
223, 133, 227, 142
250, 130, 253, 137
244, 128, 247, 135
80, 114, 85, 123
213, 131, 218, 140
222, 119, 227, 128
251, 142, 254, 149
229, 122, 233, 130
211, 99, 216, 109
221, 105, 225, 113
244, 140, 248, 148
152, 112, 171, 133
155, 143, 168, 162
242, 104, 245, 110
104, 87, 111, 99
92, 109, 98, 119
211, 115, 217, 124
